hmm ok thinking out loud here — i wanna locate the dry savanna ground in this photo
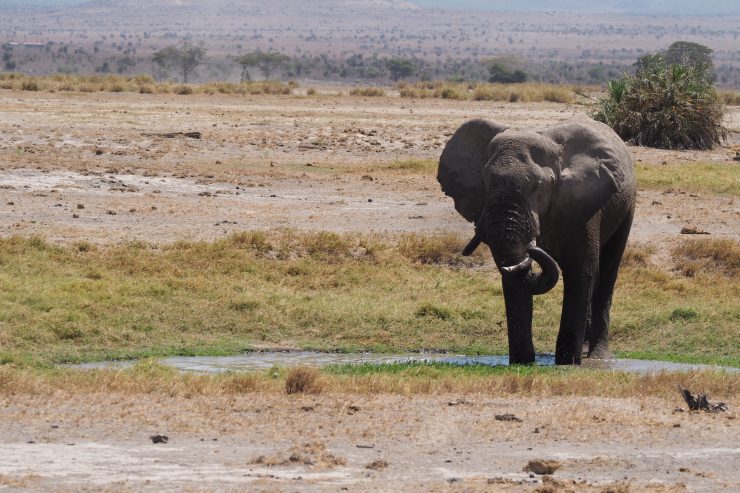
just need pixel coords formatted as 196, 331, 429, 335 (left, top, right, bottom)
0, 87, 739, 491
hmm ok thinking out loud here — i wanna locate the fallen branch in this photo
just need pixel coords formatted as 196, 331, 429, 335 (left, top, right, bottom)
678, 386, 728, 412
142, 131, 202, 139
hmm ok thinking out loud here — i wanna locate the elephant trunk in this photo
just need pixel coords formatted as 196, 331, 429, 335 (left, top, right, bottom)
477, 196, 560, 295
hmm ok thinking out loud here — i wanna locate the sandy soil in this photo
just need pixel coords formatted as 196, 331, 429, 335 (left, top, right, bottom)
1, 392, 738, 492
1, 91, 738, 245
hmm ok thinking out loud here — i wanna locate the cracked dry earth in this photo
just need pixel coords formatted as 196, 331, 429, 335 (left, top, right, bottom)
1, 91, 739, 491
1, 393, 739, 492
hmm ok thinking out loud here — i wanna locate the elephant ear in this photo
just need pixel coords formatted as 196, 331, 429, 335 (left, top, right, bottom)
438, 119, 508, 223
543, 120, 629, 226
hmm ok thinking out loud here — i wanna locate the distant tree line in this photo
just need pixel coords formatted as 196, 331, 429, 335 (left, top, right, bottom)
5, 36, 736, 88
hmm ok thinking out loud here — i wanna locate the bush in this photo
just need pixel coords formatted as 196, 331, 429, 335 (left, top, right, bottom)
593, 54, 728, 150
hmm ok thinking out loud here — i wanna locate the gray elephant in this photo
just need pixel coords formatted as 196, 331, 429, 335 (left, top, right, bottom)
438, 115, 636, 365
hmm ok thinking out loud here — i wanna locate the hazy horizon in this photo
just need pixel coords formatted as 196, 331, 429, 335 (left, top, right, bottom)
2, 0, 739, 15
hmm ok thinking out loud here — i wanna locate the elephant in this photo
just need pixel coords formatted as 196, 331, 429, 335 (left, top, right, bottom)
438, 115, 636, 365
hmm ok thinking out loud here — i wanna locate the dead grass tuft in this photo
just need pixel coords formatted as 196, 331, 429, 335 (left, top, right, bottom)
285, 366, 323, 394
397, 233, 468, 264
720, 89, 740, 106
621, 243, 655, 268
252, 441, 345, 469
673, 238, 740, 277
349, 87, 386, 97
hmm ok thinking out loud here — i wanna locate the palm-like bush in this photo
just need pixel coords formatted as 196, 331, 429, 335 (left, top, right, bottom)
593, 54, 727, 150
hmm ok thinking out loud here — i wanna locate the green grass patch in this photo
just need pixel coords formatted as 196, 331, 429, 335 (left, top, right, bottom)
636, 162, 739, 195
0, 234, 737, 367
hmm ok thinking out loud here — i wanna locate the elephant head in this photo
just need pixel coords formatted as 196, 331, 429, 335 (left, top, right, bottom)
438, 118, 624, 296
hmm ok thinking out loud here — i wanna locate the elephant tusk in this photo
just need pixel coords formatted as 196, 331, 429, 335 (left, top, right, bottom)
462, 234, 482, 256
501, 256, 533, 273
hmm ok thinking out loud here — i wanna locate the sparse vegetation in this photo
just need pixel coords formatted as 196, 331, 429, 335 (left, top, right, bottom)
593, 53, 728, 149
0, 73, 296, 95
398, 81, 576, 103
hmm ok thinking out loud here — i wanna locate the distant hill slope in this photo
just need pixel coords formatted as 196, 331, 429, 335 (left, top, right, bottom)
412, 0, 740, 15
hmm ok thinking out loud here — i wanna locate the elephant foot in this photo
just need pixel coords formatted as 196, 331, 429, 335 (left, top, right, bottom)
587, 344, 613, 360
554, 352, 582, 365
508, 354, 536, 366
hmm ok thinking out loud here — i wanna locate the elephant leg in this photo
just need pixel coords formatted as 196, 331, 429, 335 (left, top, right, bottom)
588, 212, 634, 359
502, 274, 535, 365
555, 231, 599, 365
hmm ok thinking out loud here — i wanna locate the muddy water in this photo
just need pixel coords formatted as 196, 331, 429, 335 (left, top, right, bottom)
71, 351, 737, 374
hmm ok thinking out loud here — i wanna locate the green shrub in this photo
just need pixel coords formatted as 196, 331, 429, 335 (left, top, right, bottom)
593, 54, 727, 150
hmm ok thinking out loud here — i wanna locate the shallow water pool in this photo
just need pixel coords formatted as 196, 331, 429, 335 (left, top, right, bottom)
70, 351, 738, 374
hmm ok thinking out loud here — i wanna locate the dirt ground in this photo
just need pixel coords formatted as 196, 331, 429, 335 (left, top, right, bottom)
1, 91, 738, 245
1, 90, 739, 491
1, 392, 738, 492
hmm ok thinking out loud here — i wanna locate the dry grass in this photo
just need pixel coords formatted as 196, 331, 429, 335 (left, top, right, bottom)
349, 87, 387, 97
397, 81, 578, 103
673, 238, 740, 278
397, 233, 471, 265
0, 364, 736, 400
720, 89, 740, 106
285, 366, 323, 394
0, 73, 297, 96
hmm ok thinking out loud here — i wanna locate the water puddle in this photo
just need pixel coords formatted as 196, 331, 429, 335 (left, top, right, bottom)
69, 351, 737, 374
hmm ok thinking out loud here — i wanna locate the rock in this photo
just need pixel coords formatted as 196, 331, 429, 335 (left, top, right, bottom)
495, 414, 522, 422
150, 434, 169, 444
365, 459, 389, 470
524, 459, 561, 475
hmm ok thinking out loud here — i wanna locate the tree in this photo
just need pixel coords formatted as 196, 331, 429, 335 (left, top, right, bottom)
486, 59, 527, 83
593, 54, 727, 150
665, 41, 713, 71
231, 51, 291, 81
151, 39, 206, 83
385, 58, 416, 81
